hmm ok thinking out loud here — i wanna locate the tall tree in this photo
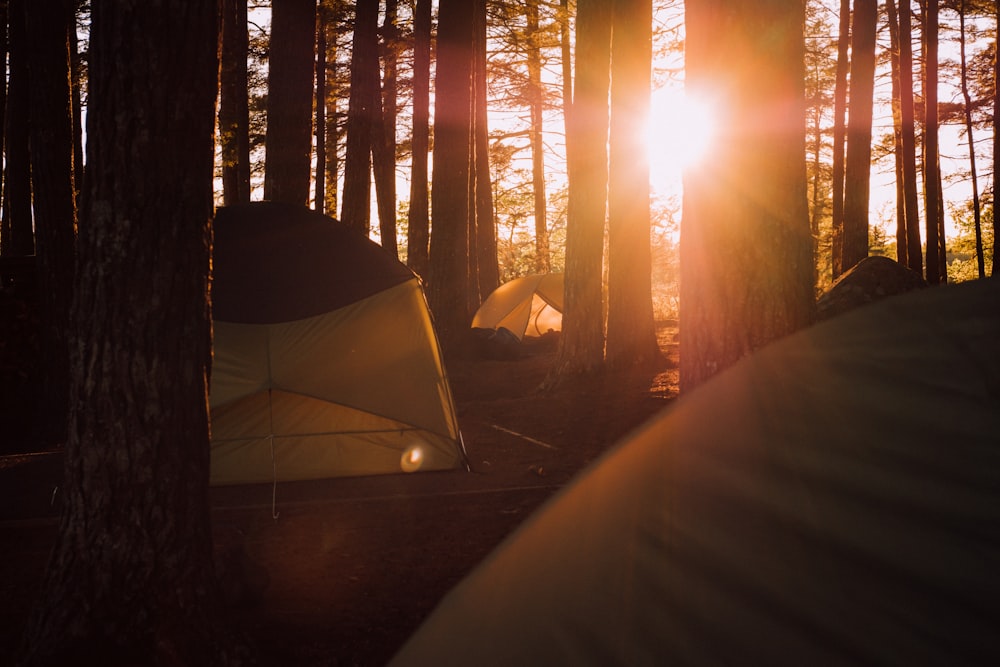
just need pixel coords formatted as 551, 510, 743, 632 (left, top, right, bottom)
21, 1, 250, 662
373, 0, 399, 256
472, 0, 500, 301
923, 0, 943, 283
605, 0, 661, 370
548, 0, 611, 383
958, 0, 985, 279
994, 0, 1000, 276
2, 0, 34, 258
25, 0, 77, 445
220, 0, 252, 205
841, 0, 878, 273
427, 0, 475, 349
526, 0, 551, 273
681, 0, 814, 391
893, 0, 923, 272
314, 0, 328, 212
263, 0, 316, 205
407, 0, 432, 277
341, 0, 379, 234
829, 0, 850, 278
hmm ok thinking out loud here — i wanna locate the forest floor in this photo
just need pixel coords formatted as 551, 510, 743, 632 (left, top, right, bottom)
0, 321, 680, 666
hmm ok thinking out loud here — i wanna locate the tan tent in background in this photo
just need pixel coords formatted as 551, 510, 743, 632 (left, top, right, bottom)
392, 278, 1000, 666
210, 202, 467, 486
471, 273, 563, 340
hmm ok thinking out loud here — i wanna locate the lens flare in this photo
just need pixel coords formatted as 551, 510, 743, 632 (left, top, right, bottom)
401, 444, 425, 473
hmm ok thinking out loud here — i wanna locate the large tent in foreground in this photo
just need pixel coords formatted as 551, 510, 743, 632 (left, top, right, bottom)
210, 202, 467, 486
471, 273, 563, 340
392, 278, 1000, 665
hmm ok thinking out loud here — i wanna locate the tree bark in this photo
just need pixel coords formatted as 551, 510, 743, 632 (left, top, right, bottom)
428, 0, 475, 350
263, 0, 316, 205
830, 0, 849, 278
21, 2, 250, 662
407, 0, 432, 277
681, 0, 814, 391
923, 0, 942, 284
547, 0, 610, 384
2, 0, 34, 259
373, 0, 399, 256
220, 0, 251, 206
473, 0, 499, 301
341, 0, 379, 234
25, 0, 77, 446
315, 4, 327, 212
605, 0, 661, 371
895, 0, 923, 273
842, 0, 877, 272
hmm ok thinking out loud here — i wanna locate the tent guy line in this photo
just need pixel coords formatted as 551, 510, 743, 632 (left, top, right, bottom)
488, 424, 557, 450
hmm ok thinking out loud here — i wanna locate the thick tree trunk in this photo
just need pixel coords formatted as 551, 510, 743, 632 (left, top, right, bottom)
681, 0, 814, 391
220, 0, 251, 206
25, 0, 77, 446
2, 0, 34, 259
263, 0, 316, 205
407, 0, 432, 277
842, 0, 877, 272
547, 0, 610, 384
21, 2, 250, 663
428, 0, 475, 350
605, 0, 661, 371
341, 0, 379, 234
373, 0, 399, 256
895, 0, 923, 273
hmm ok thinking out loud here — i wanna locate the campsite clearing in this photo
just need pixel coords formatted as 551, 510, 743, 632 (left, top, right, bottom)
0, 322, 679, 666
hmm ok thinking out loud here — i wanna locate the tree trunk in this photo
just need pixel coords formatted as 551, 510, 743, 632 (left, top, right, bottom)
341, 0, 379, 234
958, 0, 984, 279
263, 0, 316, 205
830, 0, 849, 279
373, 0, 399, 256
605, 0, 660, 371
842, 0, 877, 272
895, 0, 923, 273
0, 0, 7, 222
473, 0, 499, 301
886, 0, 908, 263
320, 0, 342, 217
547, 0, 610, 384
315, 5, 327, 212
428, 0, 475, 350
407, 0, 432, 277
527, 0, 550, 273
923, 0, 942, 284
25, 0, 77, 446
2, 0, 34, 259
220, 0, 251, 206
994, 0, 999, 276
681, 0, 814, 392
21, 2, 250, 663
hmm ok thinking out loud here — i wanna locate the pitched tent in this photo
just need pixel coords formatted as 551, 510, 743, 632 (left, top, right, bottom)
471, 273, 563, 340
391, 278, 1000, 666
210, 202, 467, 486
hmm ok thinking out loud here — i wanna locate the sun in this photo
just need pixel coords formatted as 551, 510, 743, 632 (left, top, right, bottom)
645, 88, 717, 185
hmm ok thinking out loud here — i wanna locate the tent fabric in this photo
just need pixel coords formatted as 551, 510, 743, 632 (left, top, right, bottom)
471, 273, 563, 340
210, 202, 466, 485
391, 278, 1000, 666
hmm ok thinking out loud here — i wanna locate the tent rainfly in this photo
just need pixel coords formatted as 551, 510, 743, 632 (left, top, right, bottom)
391, 278, 1000, 666
210, 202, 467, 486
471, 273, 563, 340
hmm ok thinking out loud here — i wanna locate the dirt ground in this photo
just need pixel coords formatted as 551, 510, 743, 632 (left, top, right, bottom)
0, 324, 679, 666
